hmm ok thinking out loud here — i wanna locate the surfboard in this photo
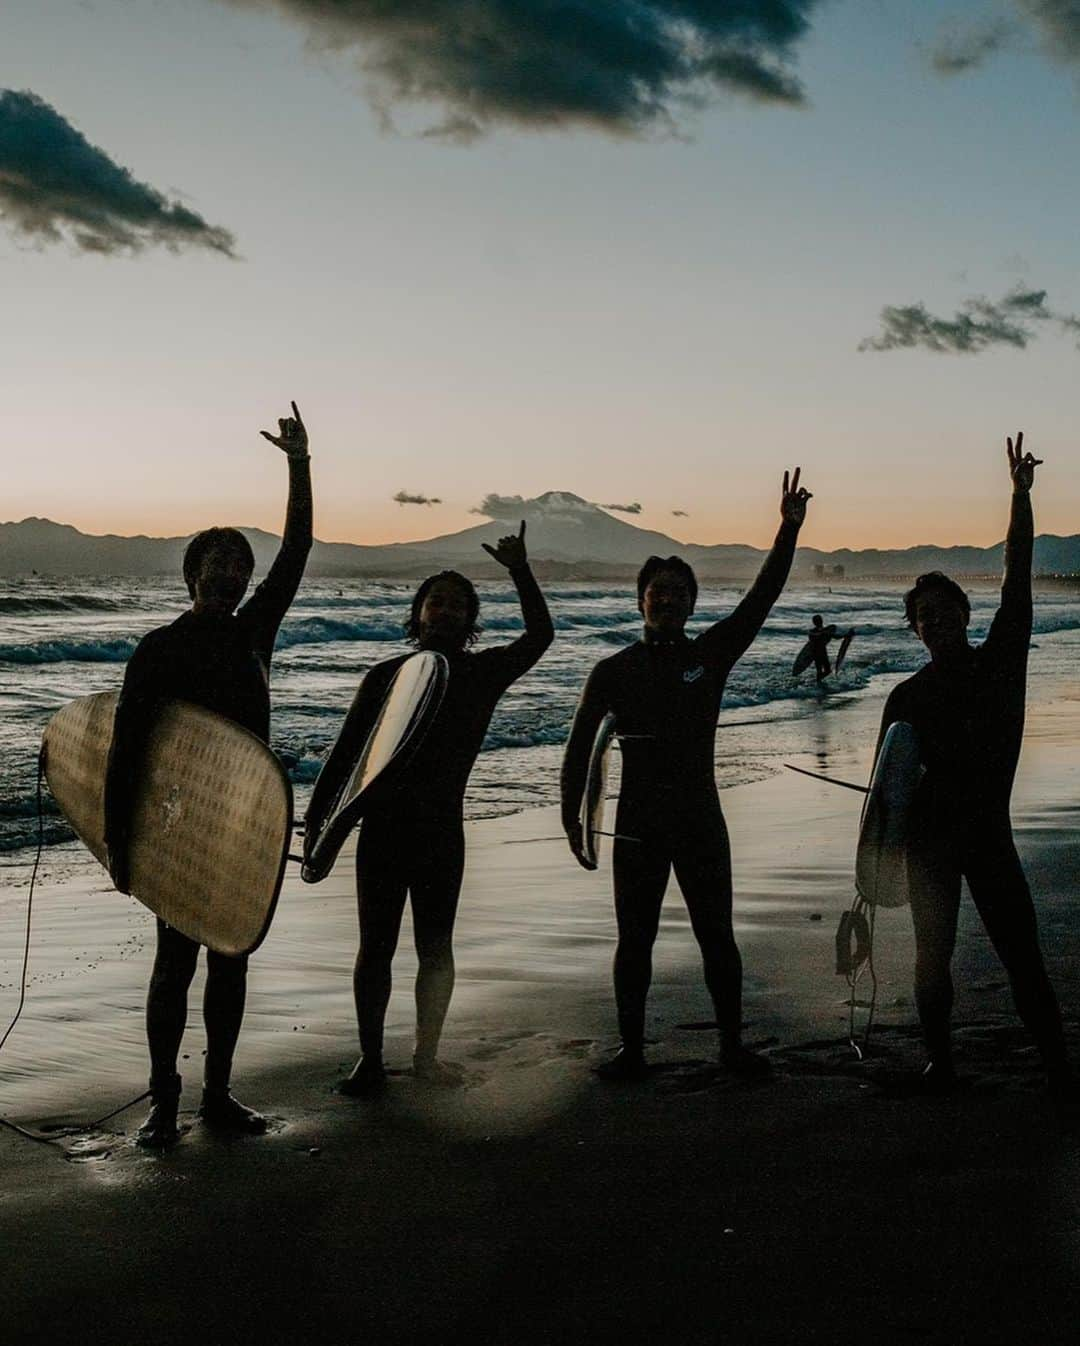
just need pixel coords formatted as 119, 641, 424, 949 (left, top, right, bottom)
580, 712, 618, 868
854, 720, 922, 908
301, 650, 449, 884
834, 628, 856, 674
41, 692, 292, 957
792, 624, 837, 677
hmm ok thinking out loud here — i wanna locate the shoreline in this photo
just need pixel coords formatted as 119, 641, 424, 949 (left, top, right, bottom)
2, 638, 1078, 1113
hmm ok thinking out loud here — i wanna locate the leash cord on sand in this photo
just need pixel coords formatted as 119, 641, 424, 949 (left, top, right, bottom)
0, 749, 44, 1058
844, 894, 879, 1061
862, 902, 879, 1051
0, 1088, 153, 1147
0, 751, 151, 1148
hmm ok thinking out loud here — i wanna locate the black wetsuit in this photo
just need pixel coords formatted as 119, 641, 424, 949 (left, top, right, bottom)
307, 564, 553, 1062
561, 522, 799, 1050
877, 491, 1065, 1071
807, 625, 833, 682
104, 456, 312, 1089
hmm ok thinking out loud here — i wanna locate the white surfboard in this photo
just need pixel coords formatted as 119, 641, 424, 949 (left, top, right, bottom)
42, 693, 292, 956
580, 712, 617, 869
855, 720, 922, 908
834, 628, 856, 673
301, 650, 449, 883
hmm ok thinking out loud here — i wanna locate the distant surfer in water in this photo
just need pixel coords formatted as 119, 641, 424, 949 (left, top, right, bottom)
305, 521, 553, 1094
875, 434, 1073, 1099
561, 470, 813, 1080
793, 615, 854, 685
105, 403, 312, 1147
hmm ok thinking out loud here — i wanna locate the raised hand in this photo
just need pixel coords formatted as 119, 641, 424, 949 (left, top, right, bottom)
780, 467, 813, 527
260, 400, 309, 460
1007, 431, 1042, 493
482, 519, 528, 569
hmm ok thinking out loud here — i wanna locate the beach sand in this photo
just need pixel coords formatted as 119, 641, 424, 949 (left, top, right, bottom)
2, 670, 1079, 1345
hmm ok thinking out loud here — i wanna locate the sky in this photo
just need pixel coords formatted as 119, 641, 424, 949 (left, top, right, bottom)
3, 0, 1079, 551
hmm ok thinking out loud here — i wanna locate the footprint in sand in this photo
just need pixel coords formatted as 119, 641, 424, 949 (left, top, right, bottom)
469, 1032, 538, 1062
63, 1133, 115, 1163
651, 1061, 754, 1095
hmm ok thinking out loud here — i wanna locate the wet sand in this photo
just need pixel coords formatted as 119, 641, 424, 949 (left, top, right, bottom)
3, 675, 1079, 1345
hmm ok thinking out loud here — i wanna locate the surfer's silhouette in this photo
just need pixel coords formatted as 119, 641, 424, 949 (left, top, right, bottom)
104, 403, 312, 1147
807, 615, 833, 683
305, 521, 553, 1095
875, 434, 1073, 1099
793, 615, 854, 685
561, 470, 813, 1080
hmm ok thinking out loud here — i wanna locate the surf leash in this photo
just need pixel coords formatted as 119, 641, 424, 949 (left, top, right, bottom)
835, 892, 878, 1059
503, 830, 642, 846
783, 763, 868, 794
0, 1088, 153, 1147
0, 748, 45, 1058
0, 749, 151, 1149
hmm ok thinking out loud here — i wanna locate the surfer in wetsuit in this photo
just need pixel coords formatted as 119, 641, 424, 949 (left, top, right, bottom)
807, 615, 833, 683
305, 521, 553, 1094
104, 403, 312, 1147
561, 469, 813, 1080
875, 434, 1073, 1098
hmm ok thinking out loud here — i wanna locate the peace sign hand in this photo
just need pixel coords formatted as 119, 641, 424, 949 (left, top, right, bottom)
482, 519, 528, 569
1007, 431, 1042, 493
780, 466, 813, 527
260, 401, 309, 460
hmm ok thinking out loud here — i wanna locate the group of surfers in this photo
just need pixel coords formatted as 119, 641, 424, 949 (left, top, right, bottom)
102, 407, 1073, 1147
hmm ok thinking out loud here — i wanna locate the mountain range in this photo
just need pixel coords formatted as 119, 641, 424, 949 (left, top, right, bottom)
3, 492, 1079, 580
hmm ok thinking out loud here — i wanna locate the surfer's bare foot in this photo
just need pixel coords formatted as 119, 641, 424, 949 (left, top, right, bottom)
135, 1101, 180, 1149
595, 1047, 647, 1081
198, 1089, 268, 1134
135, 1073, 181, 1149
338, 1057, 387, 1097
720, 1043, 773, 1079
412, 1056, 465, 1088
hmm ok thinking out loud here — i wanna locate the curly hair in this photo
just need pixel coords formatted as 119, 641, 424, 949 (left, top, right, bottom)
903, 571, 970, 628
182, 527, 255, 599
405, 570, 481, 648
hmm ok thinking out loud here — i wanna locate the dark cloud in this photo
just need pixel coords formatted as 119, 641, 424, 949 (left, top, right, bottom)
394, 490, 442, 506
0, 90, 236, 256
601, 501, 643, 515
672, 509, 689, 517
223, 1, 821, 139
1016, 1, 1080, 63
860, 286, 1080, 354
928, 19, 1016, 74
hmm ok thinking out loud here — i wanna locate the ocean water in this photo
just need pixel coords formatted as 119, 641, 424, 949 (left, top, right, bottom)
2, 574, 1078, 872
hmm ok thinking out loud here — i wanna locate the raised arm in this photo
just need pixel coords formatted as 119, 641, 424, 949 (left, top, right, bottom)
240, 401, 314, 653
560, 663, 610, 870
700, 468, 811, 666
989, 431, 1041, 648
480, 521, 555, 687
